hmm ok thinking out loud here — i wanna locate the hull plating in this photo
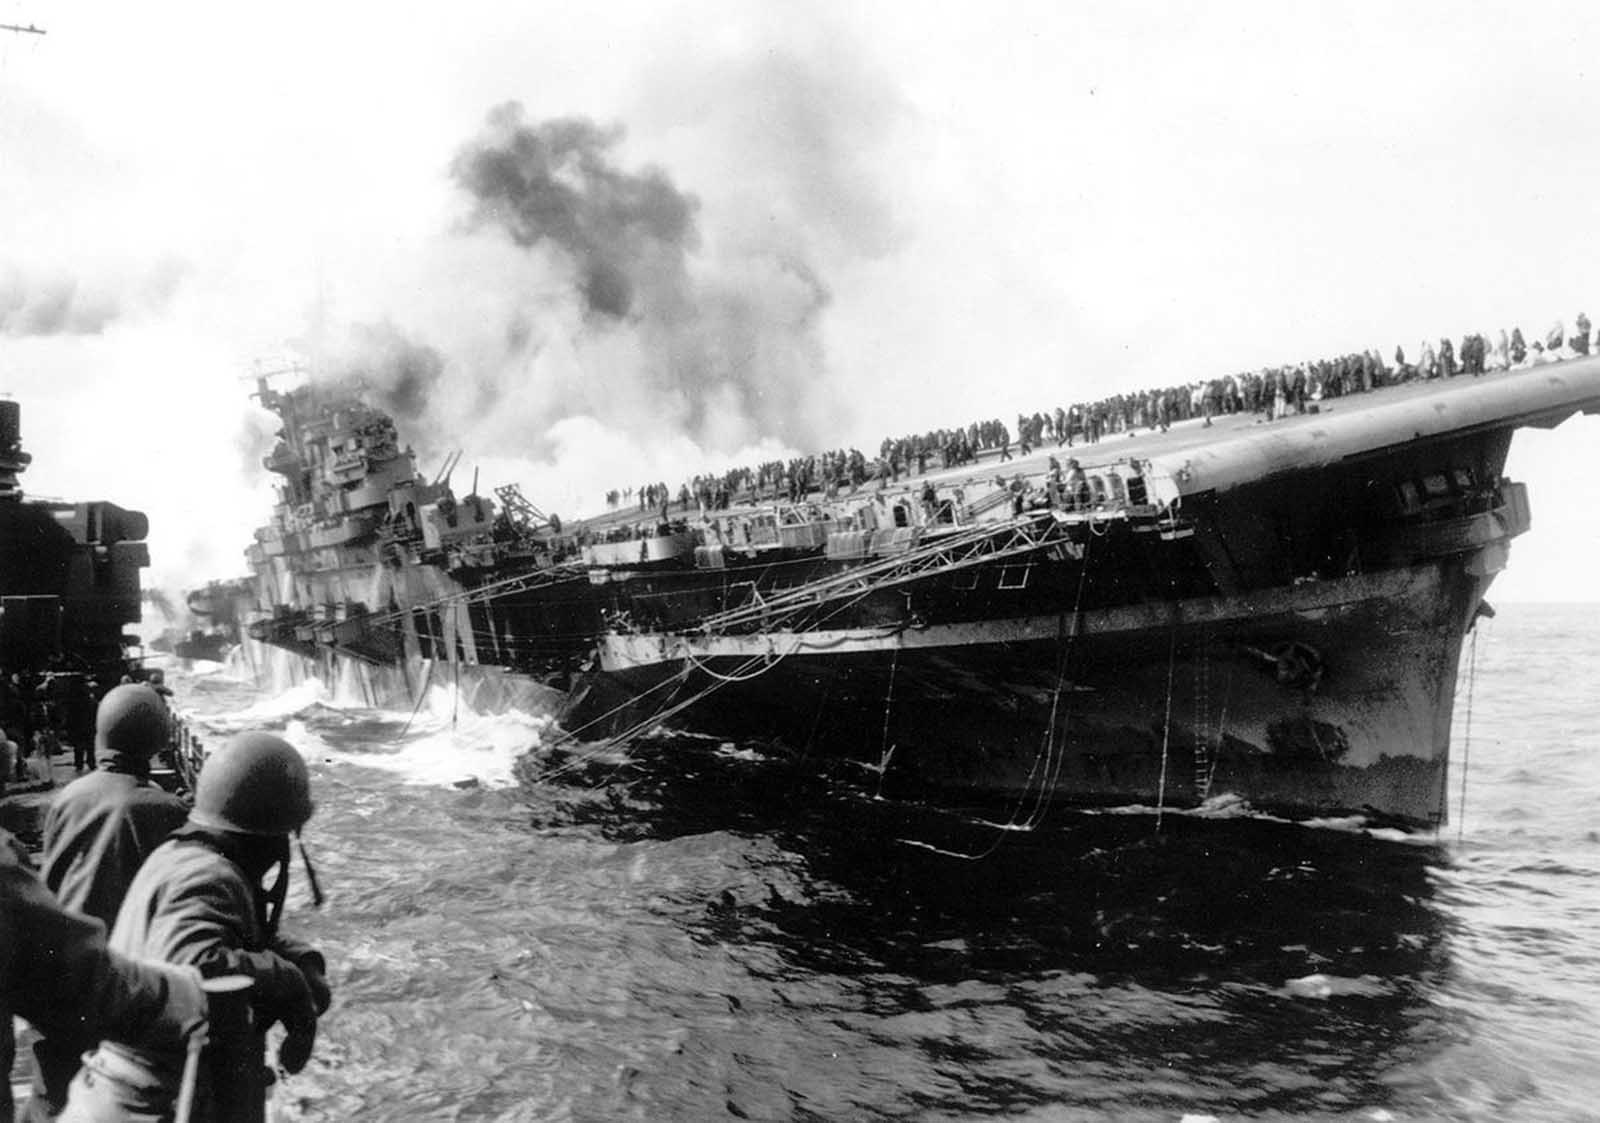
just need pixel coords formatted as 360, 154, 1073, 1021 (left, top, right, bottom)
569, 561, 1487, 826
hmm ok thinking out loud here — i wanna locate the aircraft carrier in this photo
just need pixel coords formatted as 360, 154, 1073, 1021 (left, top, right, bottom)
226, 358, 1600, 828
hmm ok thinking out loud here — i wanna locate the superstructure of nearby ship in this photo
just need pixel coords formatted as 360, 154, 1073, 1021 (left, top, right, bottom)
224, 359, 1600, 829
0, 397, 177, 817
147, 577, 258, 664
0, 399, 150, 687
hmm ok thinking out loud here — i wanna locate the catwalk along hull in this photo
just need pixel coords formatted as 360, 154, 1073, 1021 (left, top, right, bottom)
229, 361, 1600, 828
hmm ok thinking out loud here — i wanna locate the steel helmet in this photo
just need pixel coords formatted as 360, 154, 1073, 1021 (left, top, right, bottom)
95, 684, 170, 757
191, 732, 314, 836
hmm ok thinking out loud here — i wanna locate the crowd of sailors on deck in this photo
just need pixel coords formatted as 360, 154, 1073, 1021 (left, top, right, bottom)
0, 668, 130, 786
597, 314, 1592, 526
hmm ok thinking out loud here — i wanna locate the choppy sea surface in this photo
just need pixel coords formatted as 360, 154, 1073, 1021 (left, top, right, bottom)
170, 602, 1600, 1122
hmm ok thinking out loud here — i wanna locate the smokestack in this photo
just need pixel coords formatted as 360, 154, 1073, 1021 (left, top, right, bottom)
0, 400, 33, 499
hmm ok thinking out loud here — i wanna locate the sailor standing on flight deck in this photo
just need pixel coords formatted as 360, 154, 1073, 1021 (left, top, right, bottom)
1546, 321, 1565, 357
29, 686, 189, 1119
1494, 329, 1511, 371
1064, 459, 1090, 511
62, 733, 331, 1123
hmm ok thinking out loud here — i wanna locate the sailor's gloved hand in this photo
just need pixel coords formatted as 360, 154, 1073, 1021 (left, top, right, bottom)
275, 939, 332, 1016
278, 1016, 318, 1075
301, 961, 332, 1017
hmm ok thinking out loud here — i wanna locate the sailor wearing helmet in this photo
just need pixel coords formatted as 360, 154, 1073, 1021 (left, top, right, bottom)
63, 733, 331, 1122
30, 686, 190, 1116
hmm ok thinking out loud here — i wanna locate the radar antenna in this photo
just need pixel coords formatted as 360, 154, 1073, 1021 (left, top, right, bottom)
245, 360, 308, 417
245, 360, 308, 384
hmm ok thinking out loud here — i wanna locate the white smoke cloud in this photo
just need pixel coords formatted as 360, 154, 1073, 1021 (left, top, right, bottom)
0, 259, 188, 337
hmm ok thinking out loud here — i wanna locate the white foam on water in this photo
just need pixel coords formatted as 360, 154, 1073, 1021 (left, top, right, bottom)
323, 706, 555, 789
222, 678, 329, 724
1189, 792, 1255, 819
178, 667, 557, 789
179, 658, 231, 676
276, 717, 336, 762
1301, 814, 1369, 833
1281, 972, 1390, 1001
1085, 796, 1438, 844
1302, 816, 1437, 846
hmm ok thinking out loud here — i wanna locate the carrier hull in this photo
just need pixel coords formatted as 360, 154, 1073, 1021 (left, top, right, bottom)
569, 558, 1485, 826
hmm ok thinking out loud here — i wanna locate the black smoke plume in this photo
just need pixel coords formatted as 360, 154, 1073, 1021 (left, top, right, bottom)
445, 102, 844, 451
301, 321, 448, 446
328, 322, 446, 427
451, 106, 699, 323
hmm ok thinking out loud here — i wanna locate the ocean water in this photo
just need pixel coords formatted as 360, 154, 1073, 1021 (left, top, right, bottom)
168, 602, 1600, 1122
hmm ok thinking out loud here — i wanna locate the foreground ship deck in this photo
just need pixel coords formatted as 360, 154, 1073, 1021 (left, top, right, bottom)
232, 360, 1600, 828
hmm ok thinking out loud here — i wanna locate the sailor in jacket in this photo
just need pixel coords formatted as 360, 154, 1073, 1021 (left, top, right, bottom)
62, 732, 330, 1123
29, 685, 190, 1118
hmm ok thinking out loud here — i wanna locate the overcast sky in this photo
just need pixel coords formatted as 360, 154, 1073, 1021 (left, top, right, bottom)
2, 1, 1597, 602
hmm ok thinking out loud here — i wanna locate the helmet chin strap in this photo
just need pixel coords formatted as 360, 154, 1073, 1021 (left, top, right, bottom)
243, 833, 323, 935
296, 830, 325, 908
260, 840, 290, 937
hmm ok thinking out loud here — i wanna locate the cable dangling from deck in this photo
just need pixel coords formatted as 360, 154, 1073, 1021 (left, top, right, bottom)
1155, 612, 1180, 833
399, 658, 436, 738
896, 529, 1094, 860
1204, 657, 1236, 801
535, 576, 897, 786
532, 663, 696, 781
876, 648, 899, 799
1456, 623, 1481, 844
